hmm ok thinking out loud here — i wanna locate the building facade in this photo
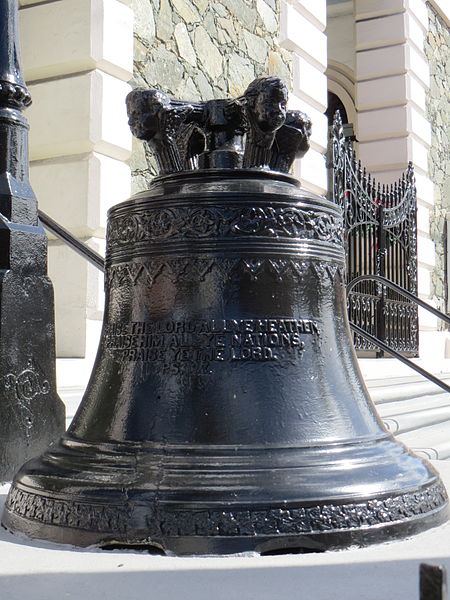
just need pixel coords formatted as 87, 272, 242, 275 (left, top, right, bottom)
326, 0, 450, 361
18, 0, 449, 362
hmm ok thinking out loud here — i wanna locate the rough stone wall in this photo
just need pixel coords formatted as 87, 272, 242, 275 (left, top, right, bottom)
130, 0, 292, 192
425, 4, 450, 313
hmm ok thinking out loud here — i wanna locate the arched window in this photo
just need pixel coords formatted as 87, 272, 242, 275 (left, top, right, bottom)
325, 91, 348, 127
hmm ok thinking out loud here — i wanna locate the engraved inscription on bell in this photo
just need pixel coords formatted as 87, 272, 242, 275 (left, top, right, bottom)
104, 318, 319, 364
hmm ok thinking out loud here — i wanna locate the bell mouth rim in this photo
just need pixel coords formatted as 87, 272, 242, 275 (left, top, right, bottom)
2, 478, 448, 555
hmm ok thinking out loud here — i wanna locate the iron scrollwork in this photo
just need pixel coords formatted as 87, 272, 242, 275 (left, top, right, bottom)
328, 112, 419, 356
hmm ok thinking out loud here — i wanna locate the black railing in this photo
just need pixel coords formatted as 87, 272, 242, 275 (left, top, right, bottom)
328, 112, 418, 357
348, 275, 450, 394
38, 210, 105, 272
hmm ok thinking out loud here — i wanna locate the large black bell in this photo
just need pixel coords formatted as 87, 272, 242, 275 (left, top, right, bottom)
3, 78, 447, 555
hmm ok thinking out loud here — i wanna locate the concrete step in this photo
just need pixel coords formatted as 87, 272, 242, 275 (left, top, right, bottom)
367, 374, 450, 404
366, 371, 450, 447
58, 386, 85, 427
377, 392, 450, 417
56, 357, 94, 391
396, 418, 450, 460
369, 372, 450, 455
56, 357, 94, 427
359, 355, 450, 382
377, 394, 450, 434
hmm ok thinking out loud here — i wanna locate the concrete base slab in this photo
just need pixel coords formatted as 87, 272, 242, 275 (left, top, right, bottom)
1, 462, 450, 599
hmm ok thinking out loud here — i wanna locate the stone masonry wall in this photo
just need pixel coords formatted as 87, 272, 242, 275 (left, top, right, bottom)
425, 4, 450, 314
130, 0, 292, 192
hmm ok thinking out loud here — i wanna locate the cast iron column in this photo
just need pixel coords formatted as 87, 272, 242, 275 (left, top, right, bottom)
0, 0, 64, 480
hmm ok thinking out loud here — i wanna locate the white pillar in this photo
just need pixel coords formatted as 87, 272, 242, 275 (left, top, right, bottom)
19, 0, 133, 357
279, 0, 328, 197
355, 0, 442, 358
326, 1, 356, 127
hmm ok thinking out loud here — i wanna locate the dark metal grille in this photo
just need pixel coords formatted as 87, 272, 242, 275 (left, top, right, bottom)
328, 112, 418, 356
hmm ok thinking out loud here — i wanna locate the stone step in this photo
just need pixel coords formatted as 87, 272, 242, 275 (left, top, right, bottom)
56, 357, 94, 390
358, 356, 450, 383
367, 372, 450, 445
377, 392, 450, 417
58, 386, 84, 426
378, 394, 450, 435
367, 375, 450, 404
396, 419, 450, 460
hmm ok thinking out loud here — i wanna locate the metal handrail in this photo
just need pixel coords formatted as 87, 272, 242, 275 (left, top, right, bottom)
350, 323, 450, 394
38, 209, 105, 272
347, 274, 450, 394
347, 274, 450, 326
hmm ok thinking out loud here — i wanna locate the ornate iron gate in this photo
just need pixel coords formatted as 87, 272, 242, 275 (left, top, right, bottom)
328, 112, 419, 356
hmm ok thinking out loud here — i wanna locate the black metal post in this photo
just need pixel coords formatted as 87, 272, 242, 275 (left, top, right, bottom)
376, 202, 386, 357
0, 0, 65, 480
420, 564, 447, 600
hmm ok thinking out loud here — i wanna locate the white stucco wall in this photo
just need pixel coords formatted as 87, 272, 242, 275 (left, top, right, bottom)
19, 0, 133, 357
327, 2, 355, 71
280, 0, 328, 196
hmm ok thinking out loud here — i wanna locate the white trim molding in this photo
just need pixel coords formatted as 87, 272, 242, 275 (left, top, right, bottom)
327, 60, 357, 127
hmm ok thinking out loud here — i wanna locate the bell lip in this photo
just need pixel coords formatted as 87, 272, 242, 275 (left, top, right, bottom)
2, 478, 448, 556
